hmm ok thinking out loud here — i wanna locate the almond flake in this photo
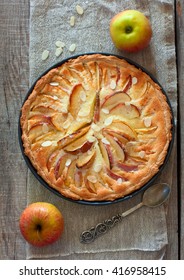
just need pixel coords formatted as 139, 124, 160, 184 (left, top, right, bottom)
101, 108, 109, 114
65, 159, 72, 167
61, 107, 68, 113
70, 16, 75, 27
55, 47, 63, 57
144, 117, 152, 127
42, 123, 49, 133
76, 5, 84, 15
102, 138, 110, 145
80, 91, 86, 102
69, 43, 76, 52
132, 77, 138, 85
110, 80, 116, 90
91, 123, 101, 132
87, 135, 96, 143
87, 175, 97, 183
94, 164, 102, 173
78, 109, 89, 117
104, 116, 113, 126
117, 178, 123, 185
53, 95, 58, 100
139, 151, 145, 158
50, 82, 59, 86
41, 50, 49, 61
55, 41, 65, 48
63, 119, 70, 129
41, 140, 52, 147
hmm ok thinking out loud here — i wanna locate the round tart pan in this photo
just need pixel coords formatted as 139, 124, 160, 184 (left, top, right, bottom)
18, 53, 175, 206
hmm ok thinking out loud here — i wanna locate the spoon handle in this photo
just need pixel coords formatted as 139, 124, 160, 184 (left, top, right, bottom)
80, 202, 143, 244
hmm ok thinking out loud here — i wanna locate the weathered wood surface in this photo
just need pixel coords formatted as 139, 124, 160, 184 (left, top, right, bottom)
0, 0, 180, 259
0, 0, 29, 259
176, 0, 184, 260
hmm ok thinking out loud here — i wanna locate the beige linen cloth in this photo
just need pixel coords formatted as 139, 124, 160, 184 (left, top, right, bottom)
27, 0, 177, 259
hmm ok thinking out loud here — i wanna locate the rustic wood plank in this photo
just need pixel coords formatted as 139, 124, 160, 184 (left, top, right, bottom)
176, 0, 184, 260
0, 0, 29, 259
0, 0, 179, 259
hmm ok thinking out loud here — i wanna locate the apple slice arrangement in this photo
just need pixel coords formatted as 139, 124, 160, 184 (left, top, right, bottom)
20, 54, 172, 202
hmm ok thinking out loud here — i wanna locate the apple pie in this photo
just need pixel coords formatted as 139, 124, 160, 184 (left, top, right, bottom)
20, 54, 172, 201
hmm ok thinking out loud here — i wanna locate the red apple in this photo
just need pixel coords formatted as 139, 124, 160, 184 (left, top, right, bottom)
19, 202, 64, 247
110, 10, 152, 52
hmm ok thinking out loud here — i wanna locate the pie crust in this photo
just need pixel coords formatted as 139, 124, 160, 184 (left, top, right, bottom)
20, 54, 172, 201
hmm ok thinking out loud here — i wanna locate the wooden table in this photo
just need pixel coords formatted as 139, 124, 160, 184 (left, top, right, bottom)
0, 0, 183, 260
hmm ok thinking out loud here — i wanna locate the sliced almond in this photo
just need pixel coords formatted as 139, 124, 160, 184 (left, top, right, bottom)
144, 117, 152, 127
93, 164, 102, 173
76, 4, 84, 15
55, 47, 63, 57
104, 116, 113, 126
61, 107, 68, 113
101, 108, 109, 114
63, 119, 71, 129
65, 158, 72, 167
91, 123, 101, 132
139, 151, 145, 158
41, 50, 49, 61
101, 138, 110, 145
50, 82, 59, 86
110, 80, 116, 90
78, 109, 89, 117
70, 16, 75, 27
69, 43, 76, 52
87, 135, 96, 143
132, 77, 138, 85
87, 175, 97, 183
41, 140, 52, 147
55, 41, 65, 48
53, 95, 59, 100
117, 178, 123, 185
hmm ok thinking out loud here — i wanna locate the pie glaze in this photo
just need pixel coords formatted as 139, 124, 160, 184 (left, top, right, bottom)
21, 54, 172, 201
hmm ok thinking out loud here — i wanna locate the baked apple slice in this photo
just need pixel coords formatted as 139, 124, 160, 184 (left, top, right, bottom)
101, 91, 131, 109
58, 125, 90, 148
54, 154, 69, 180
117, 162, 138, 172
69, 83, 84, 118
106, 168, 126, 181
107, 120, 137, 141
110, 103, 140, 119
134, 126, 158, 134
64, 134, 93, 154
64, 159, 77, 186
76, 149, 96, 169
51, 113, 68, 132
104, 133, 125, 162
122, 75, 132, 93
28, 122, 54, 142
93, 91, 100, 123
99, 140, 113, 168
102, 128, 129, 146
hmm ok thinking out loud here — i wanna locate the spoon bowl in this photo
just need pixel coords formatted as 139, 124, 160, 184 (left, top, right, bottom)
143, 183, 171, 207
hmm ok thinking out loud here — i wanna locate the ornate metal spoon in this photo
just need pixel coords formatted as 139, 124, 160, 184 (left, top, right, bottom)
80, 183, 170, 244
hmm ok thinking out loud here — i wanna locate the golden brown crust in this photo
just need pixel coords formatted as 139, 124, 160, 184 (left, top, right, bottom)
20, 54, 172, 201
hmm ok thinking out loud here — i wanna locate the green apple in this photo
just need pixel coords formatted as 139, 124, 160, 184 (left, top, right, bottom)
110, 10, 152, 52
19, 202, 64, 247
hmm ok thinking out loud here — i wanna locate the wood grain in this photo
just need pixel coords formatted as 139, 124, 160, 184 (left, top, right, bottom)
0, 0, 180, 259
0, 0, 29, 259
176, 0, 184, 260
